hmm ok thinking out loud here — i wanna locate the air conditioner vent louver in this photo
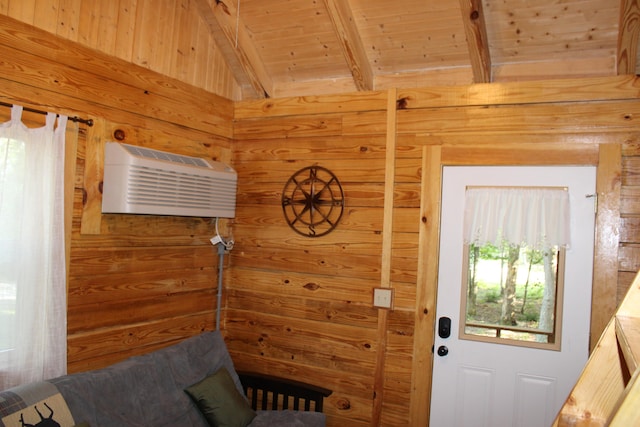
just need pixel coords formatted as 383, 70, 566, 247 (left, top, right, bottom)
102, 142, 237, 218
123, 144, 210, 168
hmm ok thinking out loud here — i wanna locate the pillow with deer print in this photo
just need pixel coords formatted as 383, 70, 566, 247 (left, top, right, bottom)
0, 381, 77, 427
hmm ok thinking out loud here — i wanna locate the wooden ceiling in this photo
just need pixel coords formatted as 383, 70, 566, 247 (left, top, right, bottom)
196, 0, 637, 100
1, 1, 637, 101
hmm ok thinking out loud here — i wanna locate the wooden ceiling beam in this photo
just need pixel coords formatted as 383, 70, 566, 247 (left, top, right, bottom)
323, 0, 374, 91
459, 0, 492, 83
617, 0, 640, 75
194, 0, 272, 98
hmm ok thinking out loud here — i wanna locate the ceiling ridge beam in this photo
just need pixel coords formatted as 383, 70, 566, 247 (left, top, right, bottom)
194, 0, 272, 98
459, 0, 492, 83
323, 0, 374, 91
617, 0, 640, 75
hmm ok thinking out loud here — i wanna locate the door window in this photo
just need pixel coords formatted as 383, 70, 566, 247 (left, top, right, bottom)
460, 241, 564, 350
459, 185, 570, 350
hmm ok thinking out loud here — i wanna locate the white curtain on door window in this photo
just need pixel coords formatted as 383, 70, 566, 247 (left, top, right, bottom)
0, 105, 68, 389
463, 187, 570, 249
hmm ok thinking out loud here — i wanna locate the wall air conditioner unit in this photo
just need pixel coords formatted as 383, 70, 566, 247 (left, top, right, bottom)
102, 142, 237, 218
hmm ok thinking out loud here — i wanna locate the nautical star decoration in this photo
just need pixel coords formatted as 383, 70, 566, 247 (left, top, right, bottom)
281, 166, 345, 237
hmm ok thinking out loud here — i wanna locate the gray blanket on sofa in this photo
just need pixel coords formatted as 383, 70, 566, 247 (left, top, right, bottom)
0, 331, 325, 427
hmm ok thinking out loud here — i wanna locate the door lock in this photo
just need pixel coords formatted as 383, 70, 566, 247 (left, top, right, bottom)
438, 316, 451, 338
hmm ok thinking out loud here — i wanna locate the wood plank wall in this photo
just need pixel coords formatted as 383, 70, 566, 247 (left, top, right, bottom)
231, 91, 401, 427
233, 76, 640, 426
0, 0, 241, 101
0, 14, 234, 372
5, 10, 640, 427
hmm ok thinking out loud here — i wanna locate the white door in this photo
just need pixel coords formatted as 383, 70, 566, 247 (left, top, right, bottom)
429, 166, 596, 427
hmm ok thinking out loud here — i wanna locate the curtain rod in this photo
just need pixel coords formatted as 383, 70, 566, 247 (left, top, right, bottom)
0, 101, 94, 127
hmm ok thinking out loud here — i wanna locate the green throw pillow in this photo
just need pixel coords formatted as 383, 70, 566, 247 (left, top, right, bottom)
185, 367, 256, 427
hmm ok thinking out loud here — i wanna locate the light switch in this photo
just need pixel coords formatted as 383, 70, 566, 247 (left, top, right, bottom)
373, 287, 393, 309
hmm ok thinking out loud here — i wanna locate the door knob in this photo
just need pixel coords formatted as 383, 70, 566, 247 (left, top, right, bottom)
437, 345, 449, 357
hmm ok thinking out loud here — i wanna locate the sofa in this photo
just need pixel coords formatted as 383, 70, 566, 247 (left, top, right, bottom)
0, 331, 331, 427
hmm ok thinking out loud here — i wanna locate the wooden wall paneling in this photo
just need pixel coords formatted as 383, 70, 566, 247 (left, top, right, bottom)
440, 143, 600, 166
132, 0, 166, 71
0, 17, 235, 372
226, 309, 380, 373
68, 265, 216, 307
173, 0, 198, 84
230, 97, 390, 426
0, 14, 234, 136
67, 312, 213, 371
229, 80, 640, 426
57, 0, 81, 41
228, 253, 382, 300
225, 287, 378, 328
67, 285, 216, 333
400, 129, 638, 148
617, 0, 640, 75
113, 0, 138, 61
233, 134, 387, 162
234, 112, 388, 140
234, 90, 388, 119
234, 115, 344, 140
342, 111, 390, 136
77, 1, 118, 53
1, 0, 242, 100
620, 185, 640, 214
231, 240, 383, 281
224, 309, 378, 425
618, 147, 640, 306
0, 73, 233, 162
591, 143, 623, 350
235, 182, 385, 210
388, 281, 418, 311
618, 244, 640, 273
231, 225, 385, 258
235, 160, 386, 184
396, 75, 640, 110
5, 0, 33, 22
68, 115, 228, 369
392, 208, 420, 233
32, 0, 59, 33
397, 100, 640, 137
620, 216, 640, 243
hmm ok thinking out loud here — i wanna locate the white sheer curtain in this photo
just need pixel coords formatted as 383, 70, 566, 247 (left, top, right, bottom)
0, 105, 68, 389
463, 187, 570, 249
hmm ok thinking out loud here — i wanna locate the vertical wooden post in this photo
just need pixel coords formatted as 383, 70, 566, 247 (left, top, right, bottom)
371, 88, 397, 426
80, 117, 106, 235
591, 143, 622, 350
410, 145, 442, 425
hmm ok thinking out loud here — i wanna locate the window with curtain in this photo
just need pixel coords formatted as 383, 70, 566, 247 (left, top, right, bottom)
0, 105, 68, 389
460, 186, 570, 349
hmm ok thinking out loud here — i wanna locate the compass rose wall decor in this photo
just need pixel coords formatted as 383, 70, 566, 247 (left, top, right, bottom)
281, 166, 345, 237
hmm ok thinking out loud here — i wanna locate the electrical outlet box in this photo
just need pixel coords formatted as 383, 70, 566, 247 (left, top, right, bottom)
373, 287, 394, 309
